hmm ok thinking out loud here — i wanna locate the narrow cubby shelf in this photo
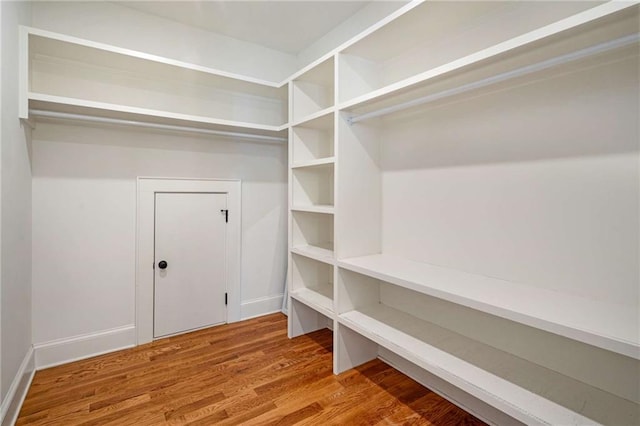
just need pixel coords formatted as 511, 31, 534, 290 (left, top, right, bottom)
21, 26, 288, 137
292, 163, 334, 209
291, 288, 333, 319
291, 253, 334, 318
290, 245, 334, 265
291, 110, 334, 167
338, 2, 638, 117
291, 205, 334, 215
291, 210, 334, 264
291, 106, 334, 128
291, 157, 335, 169
291, 57, 335, 123
338, 254, 639, 359
338, 305, 638, 425
289, 297, 333, 340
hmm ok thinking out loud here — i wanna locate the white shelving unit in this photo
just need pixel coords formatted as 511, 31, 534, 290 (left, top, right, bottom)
288, 55, 336, 341
20, 27, 288, 140
288, 1, 640, 424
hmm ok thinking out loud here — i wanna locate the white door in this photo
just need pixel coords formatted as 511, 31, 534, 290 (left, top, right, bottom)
154, 192, 227, 338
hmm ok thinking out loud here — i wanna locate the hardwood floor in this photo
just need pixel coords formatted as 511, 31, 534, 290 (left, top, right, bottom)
17, 313, 485, 425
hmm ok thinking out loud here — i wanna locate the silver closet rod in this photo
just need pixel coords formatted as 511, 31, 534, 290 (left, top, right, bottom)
28, 109, 287, 143
348, 33, 640, 124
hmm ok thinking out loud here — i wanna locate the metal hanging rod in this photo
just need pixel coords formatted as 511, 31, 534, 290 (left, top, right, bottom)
28, 109, 288, 143
348, 33, 640, 125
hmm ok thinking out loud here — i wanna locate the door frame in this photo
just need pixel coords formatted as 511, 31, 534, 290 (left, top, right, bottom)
136, 177, 241, 344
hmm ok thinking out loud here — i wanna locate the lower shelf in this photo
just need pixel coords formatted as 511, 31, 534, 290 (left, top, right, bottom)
291, 285, 334, 319
339, 304, 638, 426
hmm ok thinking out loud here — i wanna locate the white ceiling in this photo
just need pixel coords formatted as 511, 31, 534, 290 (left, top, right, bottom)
117, 1, 372, 55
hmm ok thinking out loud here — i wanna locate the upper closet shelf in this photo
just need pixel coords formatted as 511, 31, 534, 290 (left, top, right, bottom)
28, 93, 287, 141
338, 254, 639, 359
339, 2, 639, 121
20, 26, 288, 140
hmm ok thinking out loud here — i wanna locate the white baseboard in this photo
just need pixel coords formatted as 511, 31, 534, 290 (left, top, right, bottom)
34, 325, 136, 370
378, 348, 522, 426
241, 294, 284, 320
1, 346, 35, 426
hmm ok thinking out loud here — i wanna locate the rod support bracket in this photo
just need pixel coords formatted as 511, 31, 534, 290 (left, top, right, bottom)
20, 117, 36, 130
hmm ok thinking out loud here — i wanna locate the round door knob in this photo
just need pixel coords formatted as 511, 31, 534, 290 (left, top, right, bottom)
158, 260, 168, 270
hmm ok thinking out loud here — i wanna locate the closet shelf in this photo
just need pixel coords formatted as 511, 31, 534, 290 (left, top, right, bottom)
338, 254, 639, 359
291, 205, 334, 214
339, 305, 638, 425
347, 33, 638, 124
28, 93, 288, 140
23, 26, 283, 89
339, 2, 638, 119
291, 157, 336, 169
291, 285, 334, 319
291, 245, 334, 265
291, 106, 335, 128
21, 27, 288, 137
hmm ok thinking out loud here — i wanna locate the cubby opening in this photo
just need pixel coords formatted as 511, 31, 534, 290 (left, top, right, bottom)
292, 57, 335, 123
292, 163, 334, 209
288, 297, 333, 339
290, 253, 333, 317
291, 211, 334, 261
291, 112, 334, 165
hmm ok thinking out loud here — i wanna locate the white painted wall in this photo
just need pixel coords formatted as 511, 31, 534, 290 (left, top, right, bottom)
31, 1, 299, 83
296, 1, 407, 68
32, 122, 287, 347
1, 0, 34, 421
380, 50, 639, 306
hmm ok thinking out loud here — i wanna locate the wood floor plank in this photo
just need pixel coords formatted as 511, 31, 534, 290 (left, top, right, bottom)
17, 313, 485, 425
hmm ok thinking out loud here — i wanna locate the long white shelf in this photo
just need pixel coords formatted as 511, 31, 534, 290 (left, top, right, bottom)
25, 26, 283, 89
291, 285, 334, 319
339, 2, 638, 116
291, 244, 334, 265
338, 254, 639, 359
28, 93, 288, 139
339, 305, 638, 425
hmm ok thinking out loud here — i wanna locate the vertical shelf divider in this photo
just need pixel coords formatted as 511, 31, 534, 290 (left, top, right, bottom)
288, 56, 337, 342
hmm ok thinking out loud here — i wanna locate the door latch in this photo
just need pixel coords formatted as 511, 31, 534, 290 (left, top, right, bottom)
220, 209, 228, 223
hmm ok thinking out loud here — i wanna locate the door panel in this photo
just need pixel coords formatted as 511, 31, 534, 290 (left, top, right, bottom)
154, 192, 227, 338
